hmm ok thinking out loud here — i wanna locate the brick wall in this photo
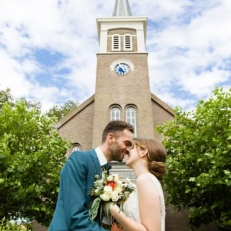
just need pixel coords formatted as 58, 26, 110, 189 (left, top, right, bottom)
58, 97, 95, 150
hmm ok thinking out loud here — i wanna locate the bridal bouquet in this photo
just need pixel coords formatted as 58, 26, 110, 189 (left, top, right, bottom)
89, 171, 135, 222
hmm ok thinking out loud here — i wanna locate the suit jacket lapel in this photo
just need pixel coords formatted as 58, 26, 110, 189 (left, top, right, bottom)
90, 149, 102, 178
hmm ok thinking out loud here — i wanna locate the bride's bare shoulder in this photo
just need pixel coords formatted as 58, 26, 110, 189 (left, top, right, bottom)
136, 173, 153, 184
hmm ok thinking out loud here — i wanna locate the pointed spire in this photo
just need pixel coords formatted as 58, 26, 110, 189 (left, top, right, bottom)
112, 0, 132, 17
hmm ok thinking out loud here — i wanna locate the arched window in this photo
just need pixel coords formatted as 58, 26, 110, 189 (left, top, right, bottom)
110, 106, 121, 121
124, 34, 132, 50
112, 34, 120, 51
126, 106, 137, 136
72, 143, 81, 153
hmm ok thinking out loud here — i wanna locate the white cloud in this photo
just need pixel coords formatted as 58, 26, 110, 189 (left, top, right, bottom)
148, 0, 231, 109
0, 0, 230, 112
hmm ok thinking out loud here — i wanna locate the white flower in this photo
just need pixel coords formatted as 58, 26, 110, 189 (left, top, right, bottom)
100, 193, 111, 201
111, 191, 120, 201
107, 175, 113, 181
104, 185, 113, 192
115, 185, 123, 193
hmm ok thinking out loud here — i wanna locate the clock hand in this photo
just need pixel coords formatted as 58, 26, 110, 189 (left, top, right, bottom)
119, 64, 125, 73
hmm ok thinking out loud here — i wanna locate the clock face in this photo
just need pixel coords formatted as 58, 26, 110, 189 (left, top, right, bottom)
115, 63, 130, 75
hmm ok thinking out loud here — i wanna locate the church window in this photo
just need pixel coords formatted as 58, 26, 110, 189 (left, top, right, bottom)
112, 34, 120, 50
126, 106, 137, 136
72, 143, 81, 152
110, 106, 121, 120
124, 34, 132, 50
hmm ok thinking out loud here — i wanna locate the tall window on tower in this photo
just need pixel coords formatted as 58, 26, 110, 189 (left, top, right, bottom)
112, 34, 120, 51
126, 106, 137, 136
110, 106, 121, 120
124, 34, 132, 51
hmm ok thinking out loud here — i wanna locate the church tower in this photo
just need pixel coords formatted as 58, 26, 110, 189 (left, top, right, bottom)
57, 0, 174, 154
92, 0, 154, 147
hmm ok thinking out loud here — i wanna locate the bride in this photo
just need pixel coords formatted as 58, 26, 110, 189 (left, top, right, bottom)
108, 138, 166, 231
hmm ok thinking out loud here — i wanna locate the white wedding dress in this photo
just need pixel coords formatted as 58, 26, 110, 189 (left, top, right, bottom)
123, 174, 165, 231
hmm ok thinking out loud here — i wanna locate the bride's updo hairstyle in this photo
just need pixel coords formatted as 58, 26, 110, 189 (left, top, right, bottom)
134, 138, 167, 180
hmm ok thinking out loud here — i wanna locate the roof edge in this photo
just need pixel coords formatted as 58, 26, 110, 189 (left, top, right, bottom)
57, 94, 95, 129
151, 93, 175, 116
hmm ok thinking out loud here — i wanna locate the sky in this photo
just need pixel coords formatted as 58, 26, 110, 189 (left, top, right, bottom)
0, 0, 230, 113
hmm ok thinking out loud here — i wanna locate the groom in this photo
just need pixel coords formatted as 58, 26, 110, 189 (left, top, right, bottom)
48, 120, 134, 231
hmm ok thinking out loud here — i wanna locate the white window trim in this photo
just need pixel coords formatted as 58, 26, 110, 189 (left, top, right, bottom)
112, 34, 121, 51
125, 106, 137, 137
110, 106, 121, 121
123, 34, 132, 51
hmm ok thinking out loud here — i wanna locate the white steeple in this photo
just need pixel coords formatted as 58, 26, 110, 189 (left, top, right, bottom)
112, 0, 132, 16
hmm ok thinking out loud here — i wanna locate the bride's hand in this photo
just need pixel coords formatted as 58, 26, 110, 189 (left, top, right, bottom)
109, 203, 120, 215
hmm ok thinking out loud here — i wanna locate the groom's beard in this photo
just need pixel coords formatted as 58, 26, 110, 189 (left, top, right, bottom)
110, 141, 126, 162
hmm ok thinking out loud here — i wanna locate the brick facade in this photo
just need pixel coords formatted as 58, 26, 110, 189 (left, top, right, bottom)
42, 7, 219, 231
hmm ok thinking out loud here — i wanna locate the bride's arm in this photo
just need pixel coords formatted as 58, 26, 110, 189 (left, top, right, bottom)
110, 174, 161, 231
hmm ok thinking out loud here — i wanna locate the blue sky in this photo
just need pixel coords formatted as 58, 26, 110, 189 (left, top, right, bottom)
0, 0, 230, 112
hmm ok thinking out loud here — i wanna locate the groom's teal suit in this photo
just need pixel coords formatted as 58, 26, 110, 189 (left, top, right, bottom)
48, 149, 109, 231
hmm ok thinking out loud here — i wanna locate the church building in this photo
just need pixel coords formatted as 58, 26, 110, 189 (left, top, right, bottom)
32, 1, 219, 231
57, 0, 174, 155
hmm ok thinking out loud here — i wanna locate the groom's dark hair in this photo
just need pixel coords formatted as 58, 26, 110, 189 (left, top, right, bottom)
101, 120, 134, 142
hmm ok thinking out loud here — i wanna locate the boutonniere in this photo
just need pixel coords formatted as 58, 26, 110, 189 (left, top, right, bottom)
94, 174, 100, 179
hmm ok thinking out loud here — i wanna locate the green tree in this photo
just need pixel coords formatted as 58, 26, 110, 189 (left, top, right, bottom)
20, 97, 42, 112
0, 88, 41, 112
46, 100, 79, 120
0, 99, 71, 227
157, 87, 231, 230
0, 88, 13, 109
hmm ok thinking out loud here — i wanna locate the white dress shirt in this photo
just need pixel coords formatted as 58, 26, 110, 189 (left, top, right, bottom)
95, 147, 107, 166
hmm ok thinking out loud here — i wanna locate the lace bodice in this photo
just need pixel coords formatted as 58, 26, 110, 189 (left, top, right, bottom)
123, 187, 141, 222
122, 174, 165, 231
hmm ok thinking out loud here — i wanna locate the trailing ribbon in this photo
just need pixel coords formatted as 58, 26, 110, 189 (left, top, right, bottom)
89, 197, 101, 221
